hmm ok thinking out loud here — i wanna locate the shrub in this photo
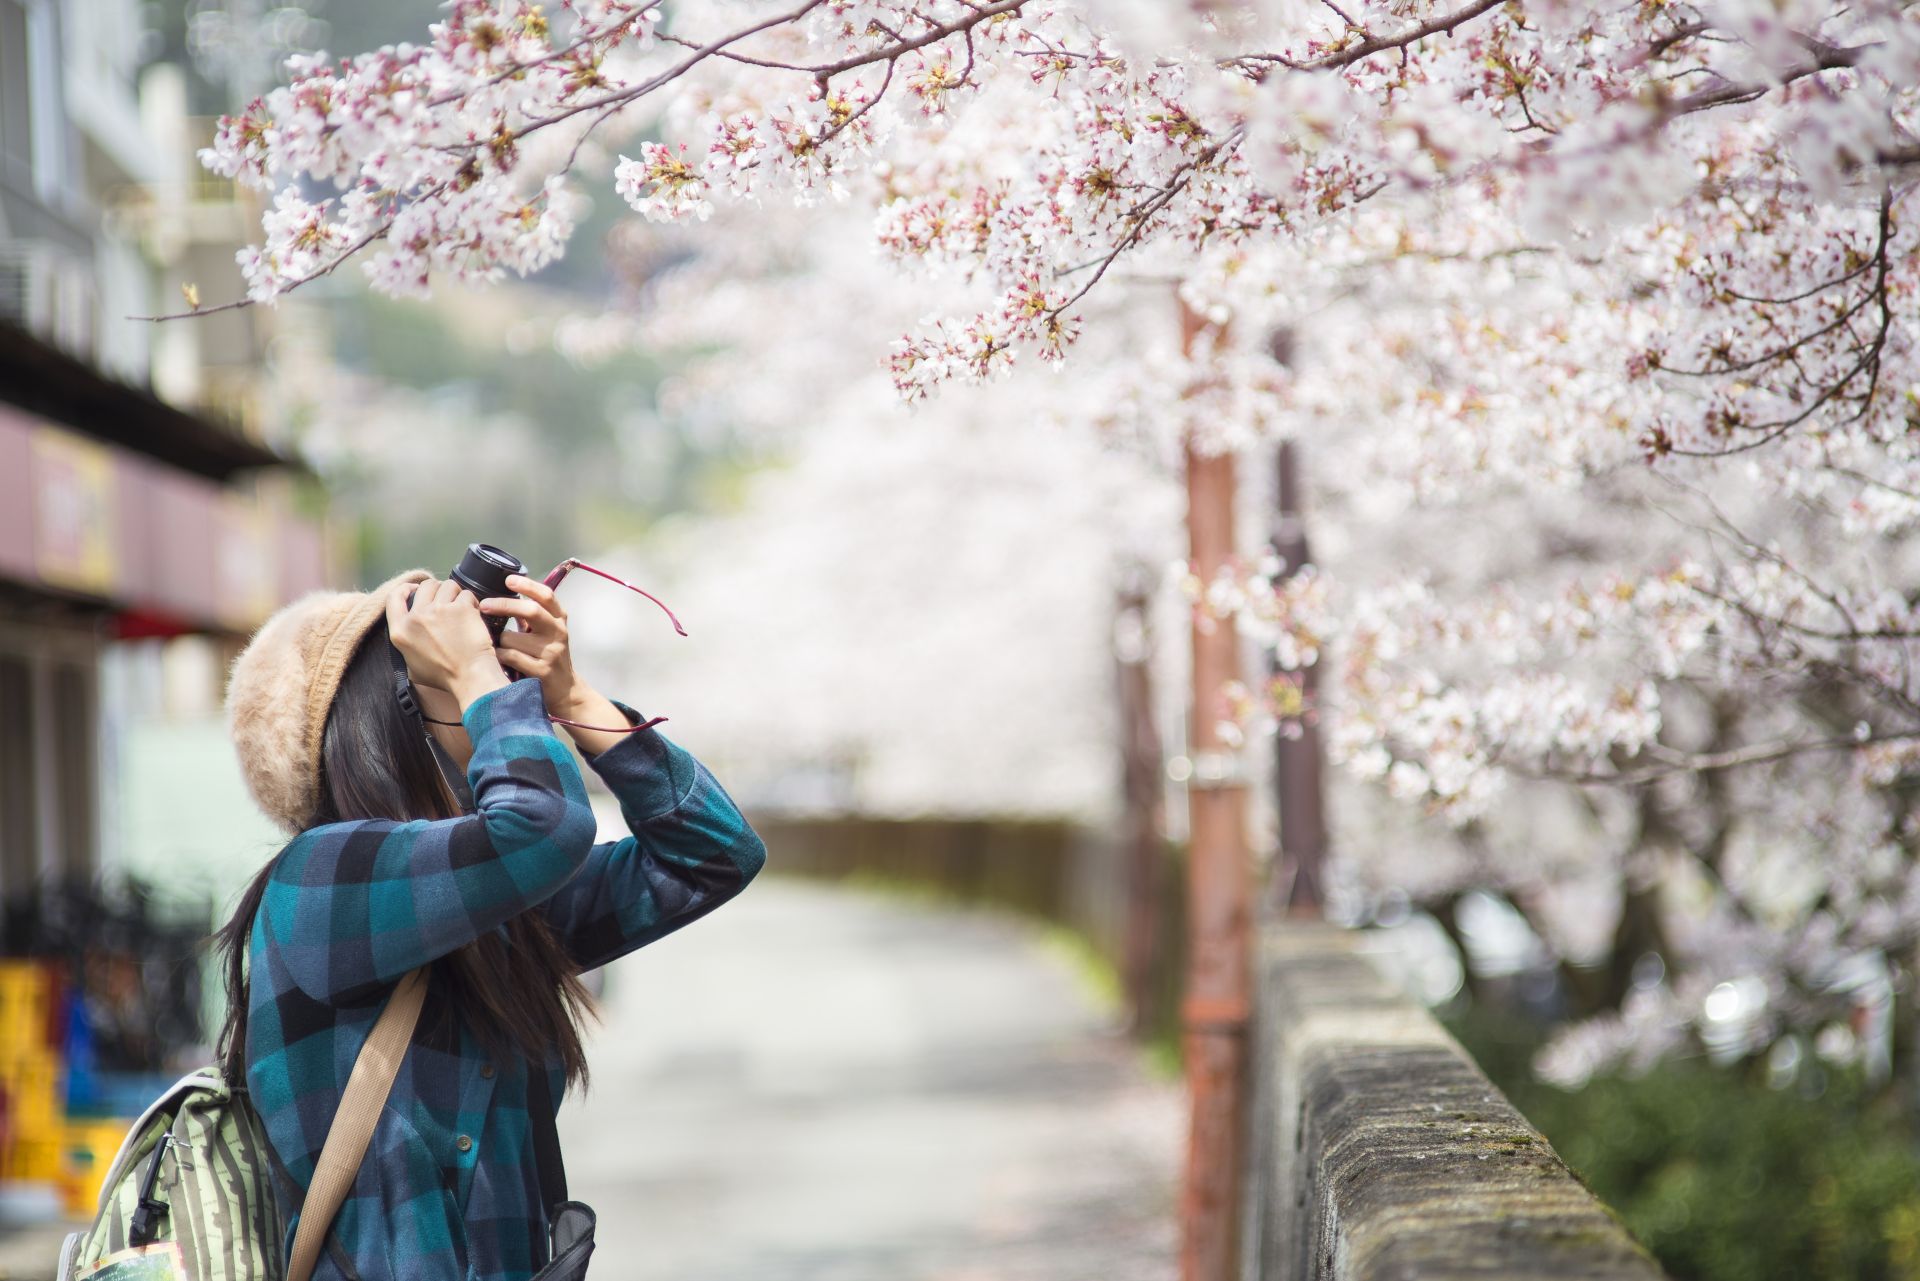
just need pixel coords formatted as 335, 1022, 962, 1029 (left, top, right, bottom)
1452, 1008, 1920, 1281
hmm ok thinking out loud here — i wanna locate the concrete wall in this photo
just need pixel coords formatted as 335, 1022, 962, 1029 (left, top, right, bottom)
1243, 924, 1667, 1281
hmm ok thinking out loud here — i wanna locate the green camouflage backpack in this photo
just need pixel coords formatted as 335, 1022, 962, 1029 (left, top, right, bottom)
59, 968, 425, 1281
57, 1068, 286, 1281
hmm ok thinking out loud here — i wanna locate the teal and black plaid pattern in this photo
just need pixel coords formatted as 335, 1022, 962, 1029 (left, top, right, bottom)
243, 677, 766, 1280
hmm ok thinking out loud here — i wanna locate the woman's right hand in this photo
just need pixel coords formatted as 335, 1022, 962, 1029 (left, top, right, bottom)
385, 577, 507, 704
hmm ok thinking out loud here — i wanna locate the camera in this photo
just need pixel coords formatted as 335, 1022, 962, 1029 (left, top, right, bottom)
449, 543, 527, 646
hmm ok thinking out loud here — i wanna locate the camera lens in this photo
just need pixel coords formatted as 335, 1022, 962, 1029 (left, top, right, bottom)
452, 543, 527, 601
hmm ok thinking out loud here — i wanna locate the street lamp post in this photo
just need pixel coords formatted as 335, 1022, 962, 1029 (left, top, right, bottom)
1269, 437, 1329, 917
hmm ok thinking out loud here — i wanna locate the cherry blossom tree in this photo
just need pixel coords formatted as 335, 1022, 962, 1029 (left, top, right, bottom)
186, 0, 1920, 1084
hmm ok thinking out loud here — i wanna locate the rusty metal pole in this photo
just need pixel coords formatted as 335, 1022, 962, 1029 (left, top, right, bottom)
1178, 301, 1251, 1281
1269, 438, 1329, 918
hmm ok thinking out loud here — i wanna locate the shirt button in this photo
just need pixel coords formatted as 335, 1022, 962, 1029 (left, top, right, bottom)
480, 1063, 495, 1079
456, 1134, 473, 1153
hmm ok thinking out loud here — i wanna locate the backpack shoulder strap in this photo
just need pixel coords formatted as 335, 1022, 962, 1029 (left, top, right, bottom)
285, 968, 428, 1281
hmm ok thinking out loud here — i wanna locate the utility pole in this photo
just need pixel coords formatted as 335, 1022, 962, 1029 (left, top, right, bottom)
1177, 300, 1251, 1281
1269, 437, 1329, 917
1114, 570, 1166, 1038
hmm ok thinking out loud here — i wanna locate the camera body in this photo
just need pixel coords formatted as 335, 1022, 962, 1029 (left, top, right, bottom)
450, 542, 530, 681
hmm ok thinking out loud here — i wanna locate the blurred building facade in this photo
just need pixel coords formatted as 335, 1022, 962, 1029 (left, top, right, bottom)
0, 0, 330, 911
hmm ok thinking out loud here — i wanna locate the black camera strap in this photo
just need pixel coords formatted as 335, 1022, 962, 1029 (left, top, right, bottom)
526, 1061, 596, 1277
526, 1060, 569, 1210
388, 641, 477, 812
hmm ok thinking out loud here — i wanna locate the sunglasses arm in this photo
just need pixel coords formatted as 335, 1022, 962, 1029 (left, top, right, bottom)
531, 557, 684, 735
543, 558, 690, 637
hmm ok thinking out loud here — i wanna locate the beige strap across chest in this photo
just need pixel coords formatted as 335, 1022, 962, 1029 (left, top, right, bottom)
285, 967, 428, 1281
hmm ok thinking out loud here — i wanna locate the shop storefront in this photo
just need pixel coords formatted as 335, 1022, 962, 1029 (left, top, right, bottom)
0, 321, 327, 907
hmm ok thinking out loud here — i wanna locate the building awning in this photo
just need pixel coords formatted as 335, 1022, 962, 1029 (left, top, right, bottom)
0, 404, 329, 637
0, 321, 304, 481
0, 324, 330, 637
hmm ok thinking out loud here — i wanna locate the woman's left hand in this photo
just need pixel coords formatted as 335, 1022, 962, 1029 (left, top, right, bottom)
478, 574, 589, 715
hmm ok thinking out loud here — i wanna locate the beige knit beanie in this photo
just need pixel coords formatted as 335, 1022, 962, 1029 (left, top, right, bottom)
226, 567, 434, 833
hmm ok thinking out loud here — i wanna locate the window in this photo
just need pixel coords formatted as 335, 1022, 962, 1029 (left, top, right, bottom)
0, 0, 30, 179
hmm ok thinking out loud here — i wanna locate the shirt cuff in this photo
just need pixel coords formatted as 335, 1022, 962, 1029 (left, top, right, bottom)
579, 698, 696, 822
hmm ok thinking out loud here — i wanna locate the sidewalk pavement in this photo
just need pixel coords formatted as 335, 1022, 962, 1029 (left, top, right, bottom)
0, 1218, 76, 1279
560, 875, 1185, 1281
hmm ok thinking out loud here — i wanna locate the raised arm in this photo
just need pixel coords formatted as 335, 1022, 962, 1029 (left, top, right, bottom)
258, 677, 601, 1004
539, 700, 767, 973
441, 570, 765, 967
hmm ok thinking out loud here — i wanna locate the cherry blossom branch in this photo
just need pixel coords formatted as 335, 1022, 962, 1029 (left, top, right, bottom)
1820, 463, 1920, 506
806, 0, 1023, 82
1668, 35, 1874, 115
1687, 487, 1867, 633
1721, 257, 1877, 307
131, 206, 411, 322
1226, 0, 1510, 74
1653, 287, 1880, 378
424, 10, 643, 110
1527, 729, 1920, 788
599, 0, 1021, 100
1658, 188, 1897, 458
1045, 124, 1253, 321
1693, 590, 1920, 644
509, 2, 828, 134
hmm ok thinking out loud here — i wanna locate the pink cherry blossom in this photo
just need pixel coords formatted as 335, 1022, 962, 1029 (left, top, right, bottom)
190, 0, 1920, 1081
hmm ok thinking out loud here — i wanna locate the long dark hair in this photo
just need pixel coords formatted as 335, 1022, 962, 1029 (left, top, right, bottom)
214, 618, 596, 1089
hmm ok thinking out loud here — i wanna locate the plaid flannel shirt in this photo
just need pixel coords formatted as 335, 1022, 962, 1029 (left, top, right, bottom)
243, 677, 766, 1281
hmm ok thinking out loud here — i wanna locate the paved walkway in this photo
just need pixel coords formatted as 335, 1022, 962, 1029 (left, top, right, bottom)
560, 875, 1185, 1281
0, 1218, 76, 1280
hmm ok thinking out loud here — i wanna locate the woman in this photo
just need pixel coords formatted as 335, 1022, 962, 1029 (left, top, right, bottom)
214, 568, 766, 1280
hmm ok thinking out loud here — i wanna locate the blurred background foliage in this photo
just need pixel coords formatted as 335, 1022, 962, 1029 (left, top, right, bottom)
1455, 1006, 1920, 1281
